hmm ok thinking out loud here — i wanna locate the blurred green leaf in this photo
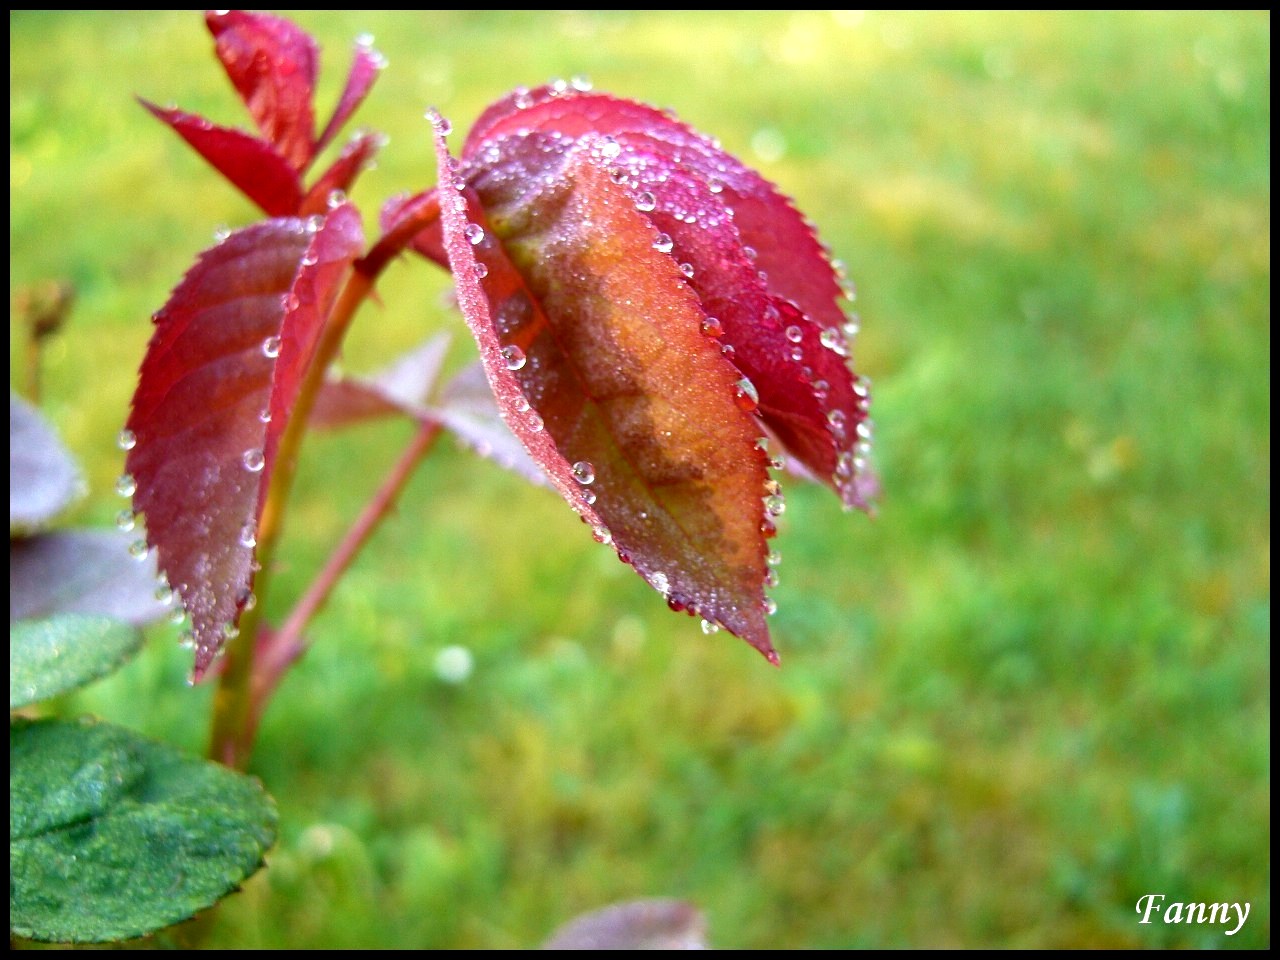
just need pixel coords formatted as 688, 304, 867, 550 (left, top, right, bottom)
10, 717, 277, 943
10, 614, 143, 709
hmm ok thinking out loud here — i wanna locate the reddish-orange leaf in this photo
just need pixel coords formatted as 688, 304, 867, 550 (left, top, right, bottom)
439, 118, 777, 658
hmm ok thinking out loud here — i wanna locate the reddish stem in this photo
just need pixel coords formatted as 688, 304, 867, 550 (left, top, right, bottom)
245, 417, 444, 738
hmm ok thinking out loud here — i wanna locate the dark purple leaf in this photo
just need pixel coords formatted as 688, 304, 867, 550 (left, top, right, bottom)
10, 391, 83, 534
10, 529, 170, 627
542, 899, 708, 950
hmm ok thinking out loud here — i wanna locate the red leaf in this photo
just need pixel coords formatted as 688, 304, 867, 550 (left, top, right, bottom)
378, 190, 447, 269
124, 206, 363, 678
141, 100, 302, 217
205, 9, 318, 172
437, 116, 777, 658
462, 88, 875, 510
315, 37, 386, 156
300, 131, 384, 217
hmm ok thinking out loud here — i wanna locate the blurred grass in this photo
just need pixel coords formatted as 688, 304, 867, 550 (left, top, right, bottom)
10, 9, 1269, 949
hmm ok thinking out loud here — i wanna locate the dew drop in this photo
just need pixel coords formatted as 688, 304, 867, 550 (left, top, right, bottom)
763, 597, 779, 616
115, 473, 137, 497
117, 429, 137, 451
591, 524, 612, 545
327, 188, 346, 208
464, 222, 485, 245
652, 232, 673, 254
812, 378, 830, 399
734, 377, 759, 412
514, 396, 531, 413
514, 87, 534, 109
572, 461, 596, 485
856, 420, 874, 441
679, 262, 695, 278
764, 493, 786, 516
452, 175, 467, 192
213, 224, 231, 243
262, 335, 282, 358
743, 246, 758, 261
528, 411, 544, 432
571, 75, 593, 92
128, 539, 149, 561
700, 618, 720, 635
853, 378, 871, 398
242, 449, 266, 473
431, 112, 453, 135
765, 567, 780, 588
258, 409, 272, 424
178, 630, 196, 649
599, 135, 622, 159
708, 178, 724, 194
115, 509, 136, 532
305, 214, 324, 233
222, 622, 240, 640
634, 191, 657, 213
502, 344, 526, 370
239, 524, 257, 548
581, 488, 597, 505
785, 325, 804, 344
473, 262, 489, 279
790, 346, 804, 361
701, 316, 724, 338
766, 548, 782, 566
609, 166, 628, 185
300, 250, 318, 266
238, 589, 257, 612
155, 585, 174, 606
284, 292, 301, 312
650, 571, 670, 595
170, 607, 188, 626
820, 327, 848, 356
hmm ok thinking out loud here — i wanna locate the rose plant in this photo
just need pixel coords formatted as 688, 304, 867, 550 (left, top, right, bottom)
11, 9, 874, 945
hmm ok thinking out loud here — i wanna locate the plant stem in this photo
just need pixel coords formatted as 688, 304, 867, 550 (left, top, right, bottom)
208, 268, 373, 769
207, 192, 446, 769
246, 417, 443, 736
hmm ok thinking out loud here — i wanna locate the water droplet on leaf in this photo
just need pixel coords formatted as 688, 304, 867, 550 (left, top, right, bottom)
117, 429, 137, 451
243, 449, 266, 472
115, 473, 137, 497
502, 345, 526, 370
634, 191, 657, 213
734, 377, 759, 412
262, 335, 282, 358
464, 223, 485, 245
572, 461, 596, 485
652, 232, 673, 253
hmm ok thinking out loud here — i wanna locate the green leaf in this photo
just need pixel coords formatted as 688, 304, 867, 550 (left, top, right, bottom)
10, 614, 144, 709
10, 717, 277, 943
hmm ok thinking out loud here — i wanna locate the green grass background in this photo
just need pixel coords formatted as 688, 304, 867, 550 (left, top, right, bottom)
10, 9, 1269, 949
